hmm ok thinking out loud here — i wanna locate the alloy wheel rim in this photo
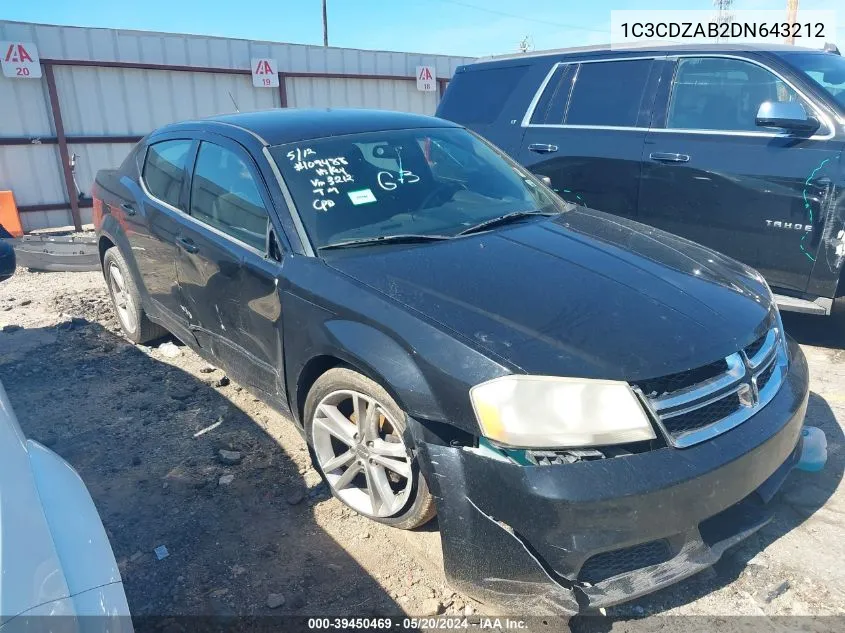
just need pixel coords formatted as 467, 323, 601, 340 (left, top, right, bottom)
108, 263, 137, 333
312, 389, 412, 517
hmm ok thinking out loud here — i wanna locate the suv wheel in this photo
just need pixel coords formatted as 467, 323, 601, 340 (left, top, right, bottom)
103, 247, 167, 344
304, 367, 436, 529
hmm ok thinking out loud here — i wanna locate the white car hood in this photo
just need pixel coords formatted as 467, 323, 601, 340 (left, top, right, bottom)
0, 380, 124, 623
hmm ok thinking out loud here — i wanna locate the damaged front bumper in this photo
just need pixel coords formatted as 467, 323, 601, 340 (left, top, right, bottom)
408, 339, 809, 615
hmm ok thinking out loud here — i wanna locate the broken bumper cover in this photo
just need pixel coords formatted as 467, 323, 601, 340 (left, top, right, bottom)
410, 339, 808, 615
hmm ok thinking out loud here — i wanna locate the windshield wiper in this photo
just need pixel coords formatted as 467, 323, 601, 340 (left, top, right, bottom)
456, 210, 559, 236
318, 233, 452, 250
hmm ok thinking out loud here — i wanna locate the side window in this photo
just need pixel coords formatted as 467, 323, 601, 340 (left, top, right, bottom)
142, 140, 192, 209
437, 65, 529, 125
529, 65, 574, 125
564, 60, 653, 127
189, 142, 269, 251
667, 57, 803, 132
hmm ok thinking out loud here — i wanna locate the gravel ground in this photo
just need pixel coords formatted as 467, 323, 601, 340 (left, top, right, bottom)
0, 267, 843, 627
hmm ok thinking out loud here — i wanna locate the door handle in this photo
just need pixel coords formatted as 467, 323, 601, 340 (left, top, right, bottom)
649, 152, 690, 163
528, 143, 559, 154
120, 202, 136, 216
176, 236, 199, 254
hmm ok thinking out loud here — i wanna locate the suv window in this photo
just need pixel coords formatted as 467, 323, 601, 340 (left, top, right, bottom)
438, 65, 528, 125
142, 140, 192, 209
529, 65, 574, 125
189, 142, 269, 251
564, 60, 653, 127
667, 57, 803, 132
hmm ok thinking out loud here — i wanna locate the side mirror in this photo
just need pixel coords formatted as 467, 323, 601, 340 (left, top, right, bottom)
755, 101, 819, 133
539, 175, 552, 186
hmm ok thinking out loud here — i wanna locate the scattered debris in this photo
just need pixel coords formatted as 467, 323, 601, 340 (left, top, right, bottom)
154, 545, 170, 560
158, 341, 181, 358
130, 551, 143, 563
194, 416, 223, 438
217, 449, 242, 465
218, 474, 235, 486
199, 365, 217, 373
213, 376, 230, 388
266, 593, 286, 609
231, 565, 246, 577
19, 299, 31, 306
209, 588, 229, 598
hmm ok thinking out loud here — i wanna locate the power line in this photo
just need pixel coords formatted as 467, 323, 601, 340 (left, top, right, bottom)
424, 0, 607, 33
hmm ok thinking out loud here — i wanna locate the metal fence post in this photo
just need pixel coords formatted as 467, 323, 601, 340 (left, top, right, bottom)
43, 63, 83, 231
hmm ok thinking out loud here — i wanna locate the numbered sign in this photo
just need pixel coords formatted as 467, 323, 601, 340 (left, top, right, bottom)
416, 65, 436, 92
1, 41, 41, 79
251, 58, 279, 88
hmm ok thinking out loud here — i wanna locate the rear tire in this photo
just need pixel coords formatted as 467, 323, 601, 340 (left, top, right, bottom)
103, 247, 167, 344
304, 367, 436, 530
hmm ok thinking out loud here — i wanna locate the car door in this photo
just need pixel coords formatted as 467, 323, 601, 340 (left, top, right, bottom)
176, 134, 284, 400
125, 136, 196, 324
638, 54, 839, 295
516, 56, 663, 219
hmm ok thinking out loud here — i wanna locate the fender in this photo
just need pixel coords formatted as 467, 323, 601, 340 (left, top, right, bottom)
325, 319, 445, 420
287, 317, 448, 427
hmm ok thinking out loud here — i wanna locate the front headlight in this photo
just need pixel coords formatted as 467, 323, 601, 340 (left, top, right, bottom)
470, 375, 656, 448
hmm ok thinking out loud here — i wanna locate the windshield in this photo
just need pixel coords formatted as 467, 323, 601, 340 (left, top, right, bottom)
785, 52, 845, 111
269, 127, 566, 250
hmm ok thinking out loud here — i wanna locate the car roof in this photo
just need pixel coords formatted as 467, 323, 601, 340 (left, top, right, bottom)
476, 42, 829, 65
159, 108, 461, 146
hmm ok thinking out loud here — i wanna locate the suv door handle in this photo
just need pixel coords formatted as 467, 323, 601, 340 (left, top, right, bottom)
528, 143, 559, 154
120, 202, 136, 216
176, 236, 199, 254
649, 152, 690, 163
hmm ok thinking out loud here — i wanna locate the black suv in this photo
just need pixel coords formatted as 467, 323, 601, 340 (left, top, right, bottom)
93, 109, 808, 614
437, 44, 845, 316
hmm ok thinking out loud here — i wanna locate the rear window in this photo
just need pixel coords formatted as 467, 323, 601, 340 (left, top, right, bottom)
438, 65, 528, 125
565, 60, 652, 126
142, 140, 192, 209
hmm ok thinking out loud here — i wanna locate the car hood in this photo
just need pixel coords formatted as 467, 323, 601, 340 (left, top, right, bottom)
0, 382, 70, 622
0, 380, 123, 623
326, 208, 774, 381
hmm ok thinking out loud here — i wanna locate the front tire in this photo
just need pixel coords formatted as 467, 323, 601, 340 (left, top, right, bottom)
304, 367, 436, 530
103, 247, 167, 344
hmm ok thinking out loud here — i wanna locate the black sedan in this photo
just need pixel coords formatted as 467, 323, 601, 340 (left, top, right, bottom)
92, 109, 808, 614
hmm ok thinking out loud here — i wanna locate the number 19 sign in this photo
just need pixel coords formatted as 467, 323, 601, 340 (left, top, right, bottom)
251, 58, 279, 88
1, 41, 42, 79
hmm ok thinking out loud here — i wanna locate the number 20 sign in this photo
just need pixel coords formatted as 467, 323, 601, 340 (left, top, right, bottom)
251, 58, 279, 88
1, 42, 42, 79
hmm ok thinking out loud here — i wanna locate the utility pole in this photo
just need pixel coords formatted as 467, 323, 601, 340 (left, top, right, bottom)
322, 0, 329, 47
712, 0, 734, 42
785, 0, 799, 45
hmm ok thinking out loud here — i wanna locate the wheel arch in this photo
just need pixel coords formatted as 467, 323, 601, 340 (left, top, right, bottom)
290, 320, 448, 429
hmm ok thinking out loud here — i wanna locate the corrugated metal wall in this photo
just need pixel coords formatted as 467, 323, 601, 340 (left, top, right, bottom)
0, 20, 473, 231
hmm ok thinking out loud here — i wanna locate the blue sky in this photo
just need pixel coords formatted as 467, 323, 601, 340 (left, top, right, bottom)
1, 0, 841, 57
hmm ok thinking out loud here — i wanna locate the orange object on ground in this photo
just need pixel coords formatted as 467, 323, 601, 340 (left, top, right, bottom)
0, 191, 23, 237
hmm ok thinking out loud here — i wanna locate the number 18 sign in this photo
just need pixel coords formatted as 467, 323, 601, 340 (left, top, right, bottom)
251, 58, 279, 88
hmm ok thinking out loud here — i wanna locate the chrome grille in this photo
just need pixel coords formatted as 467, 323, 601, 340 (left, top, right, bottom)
635, 327, 788, 448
